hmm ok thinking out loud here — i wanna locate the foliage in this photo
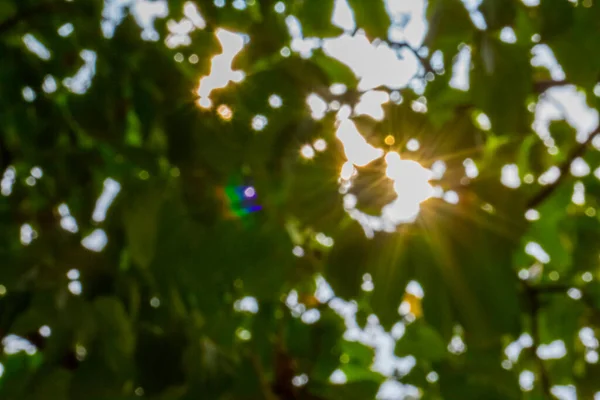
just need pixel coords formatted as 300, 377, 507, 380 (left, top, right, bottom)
0, 0, 599, 399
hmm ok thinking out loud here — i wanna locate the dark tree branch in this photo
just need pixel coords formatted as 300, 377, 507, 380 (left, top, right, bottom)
531, 283, 600, 325
526, 126, 600, 209
533, 80, 571, 93
524, 283, 555, 399
530, 284, 569, 294
249, 352, 279, 400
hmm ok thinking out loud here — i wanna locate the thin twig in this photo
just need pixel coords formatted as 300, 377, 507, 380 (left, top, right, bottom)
387, 41, 435, 75
526, 126, 600, 209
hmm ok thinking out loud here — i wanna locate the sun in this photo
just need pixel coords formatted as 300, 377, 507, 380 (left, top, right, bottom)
335, 118, 434, 237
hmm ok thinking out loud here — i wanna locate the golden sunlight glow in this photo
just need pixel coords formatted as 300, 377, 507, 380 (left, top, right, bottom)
384, 135, 395, 145
217, 104, 233, 120
335, 113, 433, 236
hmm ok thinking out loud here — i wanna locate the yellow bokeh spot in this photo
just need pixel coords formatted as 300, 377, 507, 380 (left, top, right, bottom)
217, 104, 233, 121
384, 135, 395, 146
402, 293, 422, 318
299, 294, 319, 308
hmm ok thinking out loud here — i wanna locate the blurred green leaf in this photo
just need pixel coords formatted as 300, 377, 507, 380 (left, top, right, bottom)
94, 296, 135, 372
296, 0, 343, 38
347, 0, 391, 39
479, 0, 517, 30
471, 35, 532, 135
122, 182, 164, 269
1, 0, 600, 398
395, 320, 447, 361
425, 0, 473, 66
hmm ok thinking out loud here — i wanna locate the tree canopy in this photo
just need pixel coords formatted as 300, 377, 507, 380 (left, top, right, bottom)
1, 0, 600, 399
